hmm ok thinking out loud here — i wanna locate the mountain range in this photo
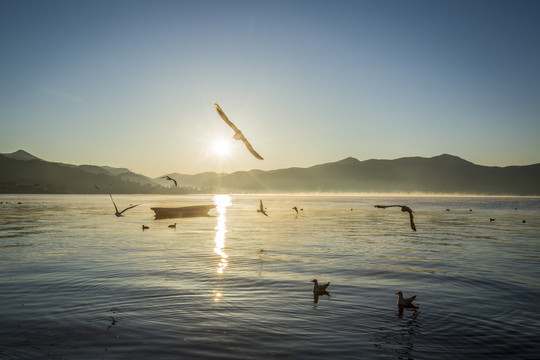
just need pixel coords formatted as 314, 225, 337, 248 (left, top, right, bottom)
1, 150, 539, 195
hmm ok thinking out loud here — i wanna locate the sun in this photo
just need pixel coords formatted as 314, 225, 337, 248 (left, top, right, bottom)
212, 139, 231, 157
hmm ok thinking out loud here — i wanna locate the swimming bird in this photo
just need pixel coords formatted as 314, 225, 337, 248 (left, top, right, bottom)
109, 193, 140, 217
490, 218, 495, 222
292, 206, 298, 214
374, 205, 417, 231
257, 200, 268, 217
396, 291, 417, 308
312, 279, 330, 293
142, 225, 149, 231
168, 223, 177, 229
162, 176, 178, 187
214, 103, 263, 160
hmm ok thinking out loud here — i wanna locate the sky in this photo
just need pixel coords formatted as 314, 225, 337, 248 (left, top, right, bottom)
1, 0, 539, 177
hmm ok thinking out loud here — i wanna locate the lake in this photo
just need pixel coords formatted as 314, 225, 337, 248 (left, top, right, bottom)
1, 194, 539, 359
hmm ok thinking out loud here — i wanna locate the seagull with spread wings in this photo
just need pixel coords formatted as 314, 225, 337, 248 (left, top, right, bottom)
257, 200, 268, 217
161, 175, 177, 187
109, 193, 140, 217
374, 204, 417, 231
214, 103, 263, 160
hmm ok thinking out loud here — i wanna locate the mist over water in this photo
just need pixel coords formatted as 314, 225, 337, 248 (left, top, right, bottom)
1, 194, 539, 359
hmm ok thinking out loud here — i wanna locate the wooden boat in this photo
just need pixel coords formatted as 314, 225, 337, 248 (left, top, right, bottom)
151, 204, 216, 219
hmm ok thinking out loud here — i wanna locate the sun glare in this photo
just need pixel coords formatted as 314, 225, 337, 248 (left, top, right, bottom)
212, 139, 231, 157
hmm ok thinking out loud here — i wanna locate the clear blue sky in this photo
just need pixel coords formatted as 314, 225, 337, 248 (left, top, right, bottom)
1, 0, 539, 177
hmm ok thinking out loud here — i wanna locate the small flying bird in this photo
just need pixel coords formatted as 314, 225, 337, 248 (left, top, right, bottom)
490, 218, 495, 222
257, 200, 268, 217
168, 223, 177, 229
374, 205, 417, 231
162, 176, 178, 187
312, 279, 330, 293
109, 193, 140, 217
214, 103, 263, 160
395, 291, 417, 308
292, 206, 298, 214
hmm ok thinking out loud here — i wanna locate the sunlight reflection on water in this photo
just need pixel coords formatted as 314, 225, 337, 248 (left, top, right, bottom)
212, 195, 231, 302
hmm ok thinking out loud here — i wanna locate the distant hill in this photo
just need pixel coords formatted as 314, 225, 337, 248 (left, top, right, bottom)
2, 150, 41, 161
159, 154, 540, 195
1, 150, 539, 195
0, 151, 197, 194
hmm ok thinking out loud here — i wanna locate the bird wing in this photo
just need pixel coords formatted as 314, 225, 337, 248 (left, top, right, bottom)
374, 205, 402, 209
214, 103, 240, 133
408, 211, 417, 231
119, 203, 141, 215
240, 137, 264, 160
109, 194, 119, 213
172, 178, 178, 186
320, 282, 330, 290
259, 200, 264, 211
215, 103, 263, 160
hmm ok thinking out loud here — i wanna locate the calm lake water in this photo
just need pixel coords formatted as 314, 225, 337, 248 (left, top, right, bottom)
1, 194, 539, 359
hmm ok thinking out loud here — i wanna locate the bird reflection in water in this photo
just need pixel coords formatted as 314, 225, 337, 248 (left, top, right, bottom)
213, 195, 231, 302
313, 290, 330, 304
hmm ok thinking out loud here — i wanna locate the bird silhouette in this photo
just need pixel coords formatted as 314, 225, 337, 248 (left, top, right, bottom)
396, 291, 417, 308
214, 103, 263, 160
374, 205, 417, 231
312, 279, 330, 293
257, 200, 268, 217
109, 193, 140, 217
142, 225, 149, 231
168, 223, 177, 229
292, 206, 299, 214
162, 176, 178, 187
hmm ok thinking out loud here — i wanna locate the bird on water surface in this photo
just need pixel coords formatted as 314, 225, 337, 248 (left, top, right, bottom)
311, 279, 330, 293
214, 103, 264, 160
395, 291, 417, 308
374, 205, 417, 231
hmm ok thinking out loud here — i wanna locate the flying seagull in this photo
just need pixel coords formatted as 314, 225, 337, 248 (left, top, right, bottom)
292, 206, 299, 214
395, 291, 417, 308
214, 103, 263, 160
374, 205, 417, 231
311, 279, 330, 293
162, 176, 177, 187
257, 200, 268, 217
109, 193, 140, 217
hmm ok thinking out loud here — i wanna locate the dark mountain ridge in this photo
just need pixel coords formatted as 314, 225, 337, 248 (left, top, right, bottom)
1, 150, 539, 195
159, 154, 540, 195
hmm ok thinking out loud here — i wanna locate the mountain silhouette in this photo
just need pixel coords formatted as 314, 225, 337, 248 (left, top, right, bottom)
162, 154, 540, 195
0, 151, 196, 194
1, 150, 539, 195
